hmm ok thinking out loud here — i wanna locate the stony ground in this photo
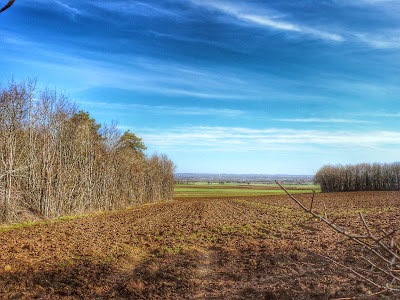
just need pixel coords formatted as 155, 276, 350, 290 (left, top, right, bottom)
1, 191, 400, 299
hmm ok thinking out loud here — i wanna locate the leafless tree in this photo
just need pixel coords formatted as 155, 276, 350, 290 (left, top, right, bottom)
0, 79, 175, 222
315, 163, 400, 193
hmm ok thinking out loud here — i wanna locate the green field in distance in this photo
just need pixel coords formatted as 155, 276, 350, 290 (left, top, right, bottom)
174, 183, 320, 198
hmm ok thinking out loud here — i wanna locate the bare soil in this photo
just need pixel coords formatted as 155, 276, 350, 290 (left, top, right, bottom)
1, 191, 400, 299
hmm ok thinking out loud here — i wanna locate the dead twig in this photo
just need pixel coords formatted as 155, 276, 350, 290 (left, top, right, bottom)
0, 0, 16, 13
276, 180, 400, 293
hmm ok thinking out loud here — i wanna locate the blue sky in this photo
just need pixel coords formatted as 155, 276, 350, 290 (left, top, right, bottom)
1, 0, 400, 174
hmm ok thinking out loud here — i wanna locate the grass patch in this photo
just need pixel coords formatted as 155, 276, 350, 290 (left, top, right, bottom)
174, 187, 318, 198
0, 221, 42, 232
0, 213, 92, 232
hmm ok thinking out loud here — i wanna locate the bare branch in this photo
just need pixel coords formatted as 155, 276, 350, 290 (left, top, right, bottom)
359, 212, 373, 238
0, 0, 16, 13
310, 189, 315, 211
276, 180, 400, 292
310, 250, 384, 290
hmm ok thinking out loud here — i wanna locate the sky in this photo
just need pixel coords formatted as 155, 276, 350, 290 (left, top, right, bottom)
1, 0, 400, 175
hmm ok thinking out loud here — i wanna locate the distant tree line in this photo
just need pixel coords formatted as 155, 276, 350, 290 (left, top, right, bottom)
0, 79, 175, 222
314, 163, 400, 193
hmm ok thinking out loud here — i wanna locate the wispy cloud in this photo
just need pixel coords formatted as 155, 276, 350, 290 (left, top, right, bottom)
153, 88, 242, 99
330, 0, 400, 49
78, 101, 244, 117
375, 113, 400, 117
148, 30, 246, 53
54, 0, 82, 16
189, 0, 400, 48
0, 31, 255, 100
334, 0, 396, 6
302, 29, 344, 42
88, 1, 181, 18
354, 33, 400, 49
238, 14, 301, 32
136, 126, 400, 152
357, 112, 400, 117
190, 0, 344, 42
20, 0, 85, 18
274, 118, 374, 124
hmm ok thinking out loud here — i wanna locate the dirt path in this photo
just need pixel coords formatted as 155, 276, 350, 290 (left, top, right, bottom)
1, 192, 400, 299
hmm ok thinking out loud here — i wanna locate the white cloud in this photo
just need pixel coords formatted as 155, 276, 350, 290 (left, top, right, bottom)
354, 33, 400, 49
0, 31, 254, 100
239, 14, 301, 32
358, 112, 400, 117
274, 118, 374, 124
54, 0, 81, 16
189, 0, 400, 48
334, 0, 395, 6
302, 28, 344, 42
78, 101, 243, 117
377, 113, 400, 117
88, 1, 181, 18
20, 0, 85, 18
190, 0, 344, 42
135, 126, 400, 152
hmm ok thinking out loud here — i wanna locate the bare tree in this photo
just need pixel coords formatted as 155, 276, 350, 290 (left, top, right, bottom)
276, 181, 400, 294
0, 80, 32, 221
315, 163, 400, 193
0, 79, 176, 222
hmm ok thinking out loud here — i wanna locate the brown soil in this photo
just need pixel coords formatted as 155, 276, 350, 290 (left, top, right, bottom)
1, 191, 400, 299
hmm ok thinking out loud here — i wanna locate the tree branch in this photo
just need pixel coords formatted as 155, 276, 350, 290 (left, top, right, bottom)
0, 0, 16, 13
276, 180, 400, 292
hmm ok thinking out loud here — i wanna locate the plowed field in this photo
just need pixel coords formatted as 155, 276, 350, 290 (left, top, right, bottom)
1, 191, 400, 299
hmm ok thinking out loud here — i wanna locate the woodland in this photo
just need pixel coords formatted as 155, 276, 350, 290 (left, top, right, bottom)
0, 79, 175, 222
314, 163, 400, 193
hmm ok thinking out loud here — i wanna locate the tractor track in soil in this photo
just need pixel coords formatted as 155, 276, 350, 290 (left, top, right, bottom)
0, 191, 400, 299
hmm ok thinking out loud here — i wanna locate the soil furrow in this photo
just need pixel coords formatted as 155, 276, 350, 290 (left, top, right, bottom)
0, 192, 399, 299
